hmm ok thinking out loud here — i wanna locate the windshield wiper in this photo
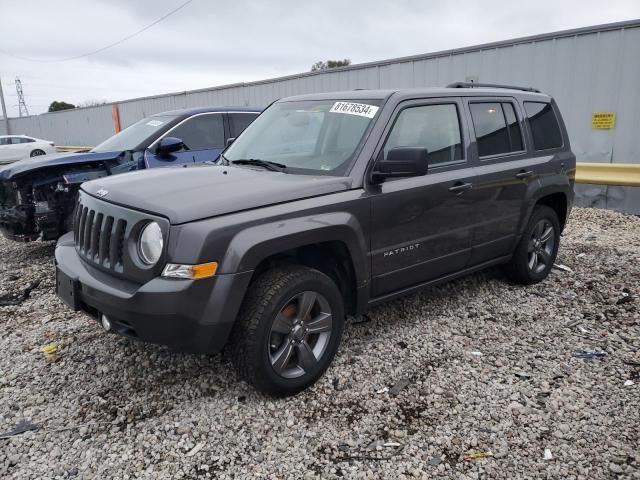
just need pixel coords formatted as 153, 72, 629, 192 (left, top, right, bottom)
231, 158, 287, 172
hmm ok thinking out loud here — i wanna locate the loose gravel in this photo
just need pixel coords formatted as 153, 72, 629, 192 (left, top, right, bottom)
1, 207, 639, 479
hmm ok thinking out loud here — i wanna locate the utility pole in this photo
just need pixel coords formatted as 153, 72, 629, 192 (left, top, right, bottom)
15, 77, 29, 117
0, 75, 10, 135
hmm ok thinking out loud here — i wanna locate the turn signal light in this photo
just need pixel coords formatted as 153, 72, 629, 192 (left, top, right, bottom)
162, 262, 218, 279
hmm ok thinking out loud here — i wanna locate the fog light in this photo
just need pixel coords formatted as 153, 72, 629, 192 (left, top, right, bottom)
101, 314, 112, 332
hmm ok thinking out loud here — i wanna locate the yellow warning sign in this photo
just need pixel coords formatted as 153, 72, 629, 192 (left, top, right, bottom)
592, 112, 615, 129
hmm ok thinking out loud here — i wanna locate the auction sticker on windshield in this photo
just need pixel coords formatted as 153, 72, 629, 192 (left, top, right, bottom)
330, 102, 379, 118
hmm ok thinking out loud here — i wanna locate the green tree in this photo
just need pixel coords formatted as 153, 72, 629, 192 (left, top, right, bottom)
48, 101, 76, 112
311, 59, 352, 71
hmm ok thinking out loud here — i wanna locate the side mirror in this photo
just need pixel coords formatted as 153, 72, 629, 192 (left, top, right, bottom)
155, 137, 184, 156
372, 147, 429, 183
225, 137, 236, 148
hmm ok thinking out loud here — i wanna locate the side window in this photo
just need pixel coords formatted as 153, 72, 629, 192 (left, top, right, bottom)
229, 113, 258, 137
0, 138, 9, 145
469, 102, 524, 157
503, 104, 523, 151
383, 104, 463, 166
524, 102, 563, 150
169, 114, 224, 150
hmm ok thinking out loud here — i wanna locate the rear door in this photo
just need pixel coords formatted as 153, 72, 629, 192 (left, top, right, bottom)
14, 137, 34, 158
464, 98, 534, 264
145, 113, 226, 167
369, 98, 474, 298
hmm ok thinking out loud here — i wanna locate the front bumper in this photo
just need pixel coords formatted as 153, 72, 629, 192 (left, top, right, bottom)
0, 200, 62, 242
54, 233, 253, 353
0, 206, 38, 241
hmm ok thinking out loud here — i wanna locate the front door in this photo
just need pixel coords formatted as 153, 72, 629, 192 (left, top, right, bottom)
0, 137, 12, 162
145, 113, 225, 168
370, 99, 475, 298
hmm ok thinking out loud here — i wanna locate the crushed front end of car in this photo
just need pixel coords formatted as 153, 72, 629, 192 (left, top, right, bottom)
0, 151, 140, 241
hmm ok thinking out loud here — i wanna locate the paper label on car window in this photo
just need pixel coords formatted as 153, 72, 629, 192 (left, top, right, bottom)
146, 120, 164, 127
330, 102, 379, 118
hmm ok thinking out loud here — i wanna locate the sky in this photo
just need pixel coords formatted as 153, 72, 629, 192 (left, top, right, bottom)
1, 0, 639, 117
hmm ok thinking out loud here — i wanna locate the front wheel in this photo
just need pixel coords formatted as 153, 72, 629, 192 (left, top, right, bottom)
507, 205, 561, 285
230, 266, 344, 396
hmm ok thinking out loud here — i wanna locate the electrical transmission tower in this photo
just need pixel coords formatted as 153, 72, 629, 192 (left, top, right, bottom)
15, 77, 29, 117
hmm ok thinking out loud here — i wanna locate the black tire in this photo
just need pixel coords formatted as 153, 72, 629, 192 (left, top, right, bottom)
30, 149, 46, 157
507, 205, 561, 285
230, 265, 345, 397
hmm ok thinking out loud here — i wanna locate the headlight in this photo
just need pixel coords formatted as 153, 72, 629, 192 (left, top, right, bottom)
138, 222, 163, 265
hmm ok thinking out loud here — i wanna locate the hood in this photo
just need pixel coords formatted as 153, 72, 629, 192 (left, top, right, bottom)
82, 164, 352, 224
0, 150, 124, 180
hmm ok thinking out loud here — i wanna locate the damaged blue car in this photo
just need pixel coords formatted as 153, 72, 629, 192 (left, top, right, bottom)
0, 107, 259, 241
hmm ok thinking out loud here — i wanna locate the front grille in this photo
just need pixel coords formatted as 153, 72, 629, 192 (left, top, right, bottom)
72, 190, 169, 283
74, 203, 127, 272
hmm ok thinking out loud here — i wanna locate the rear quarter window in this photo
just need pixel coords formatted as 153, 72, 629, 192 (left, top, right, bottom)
524, 102, 563, 150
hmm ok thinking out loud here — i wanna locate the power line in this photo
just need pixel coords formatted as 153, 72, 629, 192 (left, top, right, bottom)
0, 0, 195, 63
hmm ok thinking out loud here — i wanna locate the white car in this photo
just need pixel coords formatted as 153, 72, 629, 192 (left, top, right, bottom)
0, 135, 56, 164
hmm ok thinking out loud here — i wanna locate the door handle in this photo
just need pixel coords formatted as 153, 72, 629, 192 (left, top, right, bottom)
448, 182, 473, 193
515, 170, 534, 179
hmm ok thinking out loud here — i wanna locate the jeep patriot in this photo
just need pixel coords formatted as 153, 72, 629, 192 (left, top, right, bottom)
55, 84, 576, 396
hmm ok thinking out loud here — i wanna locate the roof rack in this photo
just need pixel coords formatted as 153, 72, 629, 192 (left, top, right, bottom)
446, 82, 541, 93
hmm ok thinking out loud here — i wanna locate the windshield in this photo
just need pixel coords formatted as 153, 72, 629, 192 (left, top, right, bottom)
92, 115, 178, 153
224, 99, 381, 175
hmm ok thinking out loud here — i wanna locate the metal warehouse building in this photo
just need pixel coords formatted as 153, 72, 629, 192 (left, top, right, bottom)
1, 19, 639, 213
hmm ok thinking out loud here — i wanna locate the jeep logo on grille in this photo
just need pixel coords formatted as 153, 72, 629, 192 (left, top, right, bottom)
96, 188, 108, 198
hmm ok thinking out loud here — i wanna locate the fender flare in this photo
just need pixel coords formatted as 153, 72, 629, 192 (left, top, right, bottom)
519, 175, 570, 236
218, 211, 370, 288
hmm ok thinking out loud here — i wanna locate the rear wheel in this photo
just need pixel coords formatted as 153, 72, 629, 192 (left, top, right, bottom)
230, 265, 344, 396
30, 149, 46, 157
507, 205, 560, 284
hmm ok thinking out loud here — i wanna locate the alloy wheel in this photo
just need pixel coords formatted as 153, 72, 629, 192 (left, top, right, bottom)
527, 219, 555, 274
268, 291, 333, 379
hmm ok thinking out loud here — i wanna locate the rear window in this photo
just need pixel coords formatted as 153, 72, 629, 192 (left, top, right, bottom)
469, 102, 524, 157
524, 102, 563, 150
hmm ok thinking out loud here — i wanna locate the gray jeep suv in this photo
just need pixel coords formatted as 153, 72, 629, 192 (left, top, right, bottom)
55, 83, 575, 396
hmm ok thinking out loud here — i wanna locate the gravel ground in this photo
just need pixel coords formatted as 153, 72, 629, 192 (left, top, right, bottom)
0, 207, 639, 480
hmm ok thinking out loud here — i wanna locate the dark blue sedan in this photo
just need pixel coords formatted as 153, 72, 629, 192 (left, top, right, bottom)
0, 106, 260, 241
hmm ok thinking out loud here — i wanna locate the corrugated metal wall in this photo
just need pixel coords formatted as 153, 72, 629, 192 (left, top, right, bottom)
3, 19, 639, 212
2, 104, 113, 146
